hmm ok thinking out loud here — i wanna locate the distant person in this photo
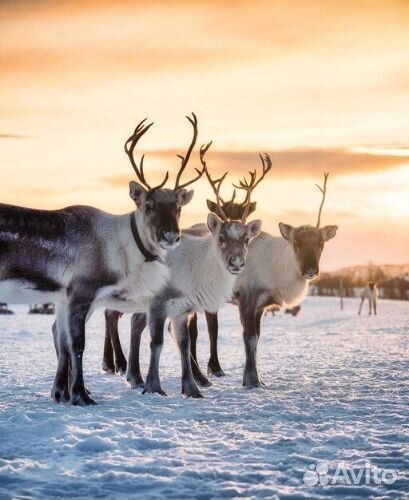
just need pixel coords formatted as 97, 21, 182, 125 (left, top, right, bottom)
358, 281, 378, 315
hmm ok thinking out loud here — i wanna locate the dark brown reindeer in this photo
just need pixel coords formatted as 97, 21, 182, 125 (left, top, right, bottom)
0, 113, 203, 406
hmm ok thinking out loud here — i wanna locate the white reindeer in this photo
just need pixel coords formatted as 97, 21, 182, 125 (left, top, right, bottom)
186, 173, 338, 388
0, 114, 203, 405
124, 148, 269, 397
358, 281, 378, 315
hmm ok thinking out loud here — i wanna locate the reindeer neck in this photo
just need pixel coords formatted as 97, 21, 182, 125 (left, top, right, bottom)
130, 211, 165, 262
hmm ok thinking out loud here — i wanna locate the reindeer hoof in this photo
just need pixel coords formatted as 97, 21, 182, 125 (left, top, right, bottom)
127, 374, 145, 389
243, 370, 262, 389
142, 377, 167, 396
142, 387, 167, 396
243, 381, 261, 389
207, 362, 225, 377
51, 386, 68, 403
193, 371, 212, 387
182, 389, 204, 398
70, 391, 97, 406
182, 382, 204, 398
115, 359, 127, 375
197, 377, 212, 388
102, 360, 115, 374
209, 368, 225, 377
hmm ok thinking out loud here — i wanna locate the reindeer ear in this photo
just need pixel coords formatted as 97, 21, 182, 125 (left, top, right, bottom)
279, 222, 295, 241
177, 189, 194, 206
206, 199, 218, 214
246, 219, 262, 239
207, 213, 222, 234
129, 181, 147, 207
320, 225, 338, 242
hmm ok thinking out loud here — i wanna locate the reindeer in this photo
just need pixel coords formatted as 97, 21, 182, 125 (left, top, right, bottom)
102, 155, 269, 382
0, 113, 203, 405
187, 172, 338, 388
358, 281, 378, 315
108, 147, 266, 397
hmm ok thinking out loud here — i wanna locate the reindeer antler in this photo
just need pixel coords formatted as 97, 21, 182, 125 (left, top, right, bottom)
233, 153, 272, 222
124, 119, 169, 191
174, 113, 204, 190
221, 189, 236, 205
201, 142, 229, 221
315, 172, 329, 228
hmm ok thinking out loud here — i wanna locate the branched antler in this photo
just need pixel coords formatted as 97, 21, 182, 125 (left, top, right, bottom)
124, 119, 169, 191
233, 153, 272, 222
201, 142, 229, 221
174, 113, 204, 190
315, 172, 329, 228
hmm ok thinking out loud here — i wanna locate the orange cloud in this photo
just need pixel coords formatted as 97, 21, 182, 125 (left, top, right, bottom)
102, 148, 408, 188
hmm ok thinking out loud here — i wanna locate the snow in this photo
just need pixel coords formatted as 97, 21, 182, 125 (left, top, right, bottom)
0, 297, 408, 499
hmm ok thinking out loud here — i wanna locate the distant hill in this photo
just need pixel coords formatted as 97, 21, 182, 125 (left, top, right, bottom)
321, 263, 409, 285
312, 263, 409, 300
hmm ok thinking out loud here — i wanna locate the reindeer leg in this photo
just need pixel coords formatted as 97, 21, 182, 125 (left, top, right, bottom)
109, 310, 127, 374
358, 297, 364, 315
374, 299, 377, 315
67, 294, 96, 406
188, 313, 211, 387
369, 299, 372, 316
206, 311, 225, 377
51, 309, 71, 403
240, 295, 261, 389
102, 311, 115, 374
143, 303, 167, 396
254, 309, 265, 385
173, 315, 203, 398
127, 313, 147, 389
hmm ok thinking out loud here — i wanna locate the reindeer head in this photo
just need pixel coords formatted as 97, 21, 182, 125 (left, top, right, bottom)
367, 281, 377, 290
126, 114, 204, 250
202, 148, 270, 274
279, 173, 338, 280
207, 214, 261, 274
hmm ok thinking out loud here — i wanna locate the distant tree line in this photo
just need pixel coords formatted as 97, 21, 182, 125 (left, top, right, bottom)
311, 267, 409, 301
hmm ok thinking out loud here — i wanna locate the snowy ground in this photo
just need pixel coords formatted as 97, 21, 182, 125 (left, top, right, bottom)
0, 297, 408, 500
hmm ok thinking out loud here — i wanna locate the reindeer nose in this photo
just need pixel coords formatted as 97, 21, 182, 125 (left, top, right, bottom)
161, 231, 181, 246
303, 267, 319, 280
228, 256, 244, 269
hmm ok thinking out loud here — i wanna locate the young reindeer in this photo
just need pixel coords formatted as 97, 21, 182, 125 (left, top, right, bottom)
358, 281, 378, 315
122, 145, 264, 398
189, 172, 338, 388
0, 113, 203, 406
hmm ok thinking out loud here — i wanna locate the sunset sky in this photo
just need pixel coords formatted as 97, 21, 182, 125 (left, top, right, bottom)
0, 0, 408, 271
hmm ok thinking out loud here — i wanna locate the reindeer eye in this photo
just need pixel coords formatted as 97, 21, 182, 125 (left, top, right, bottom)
219, 235, 225, 245
244, 237, 249, 246
145, 202, 153, 212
